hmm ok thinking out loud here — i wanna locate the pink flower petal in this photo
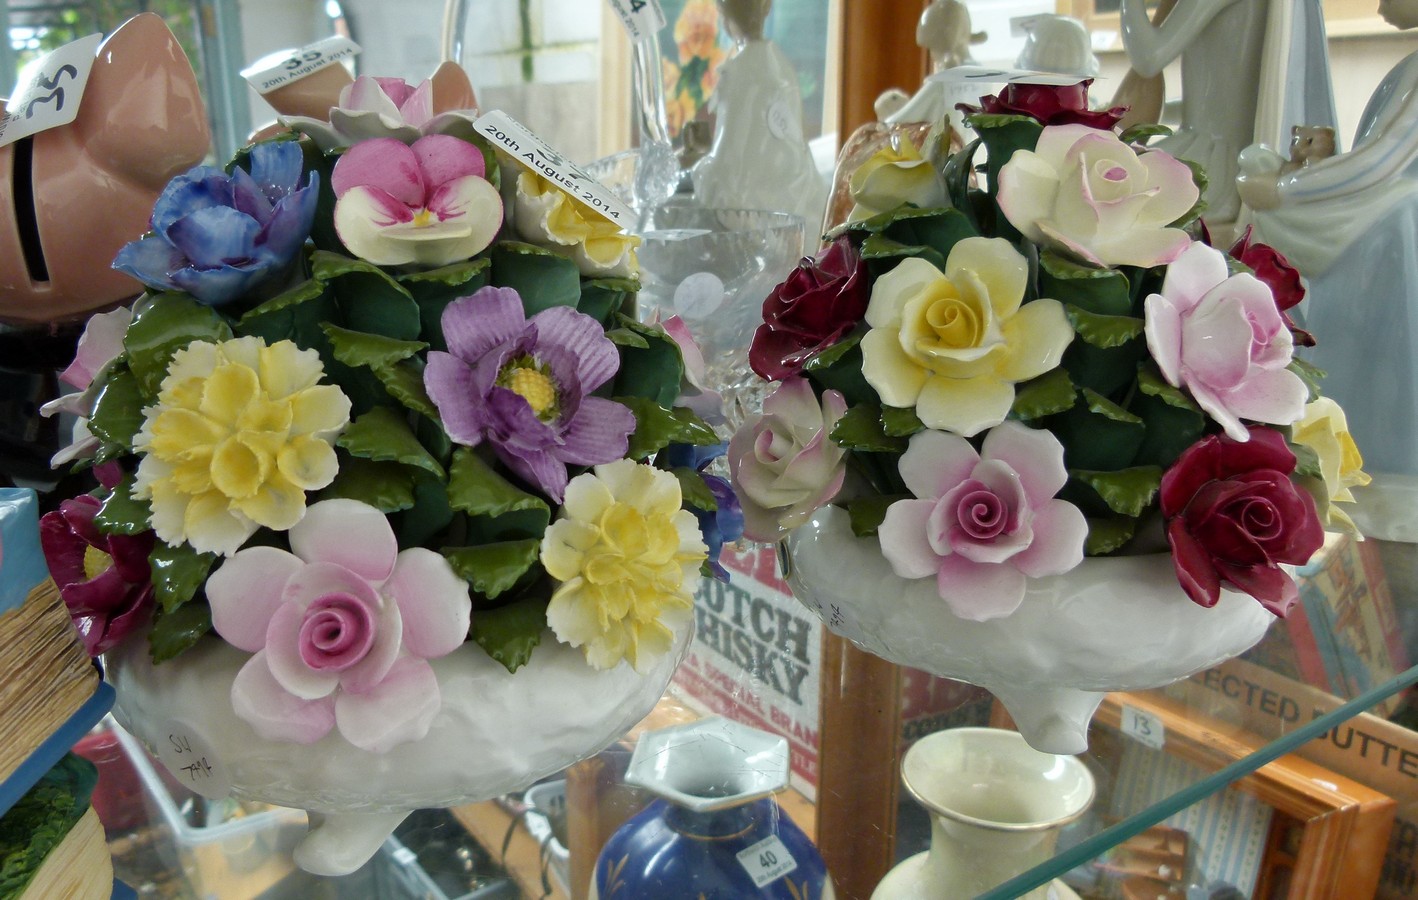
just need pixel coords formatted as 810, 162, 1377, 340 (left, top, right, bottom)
412, 134, 484, 187
344, 76, 403, 117
207, 547, 303, 652
333, 185, 421, 266
289, 499, 399, 583
1011, 499, 1087, 578
1088, 226, 1192, 269
879, 498, 942, 579
331, 138, 425, 203
531, 306, 621, 391
935, 554, 1028, 622
979, 421, 1069, 502
1138, 150, 1201, 225
1159, 242, 1228, 315
231, 652, 337, 744
1143, 294, 1184, 386
338, 599, 403, 693
386, 548, 470, 659
394, 78, 432, 123
280, 560, 383, 609
61, 308, 131, 390
898, 429, 979, 500
335, 656, 441, 753
1179, 288, 1253, 389
1215, 367, 1308, 430
265, 602, 341, 700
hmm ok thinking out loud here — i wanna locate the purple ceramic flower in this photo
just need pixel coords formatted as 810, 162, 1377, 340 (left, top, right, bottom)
424, 286, 635, 502
40, 474, 156, 656
113, 141, 318, 307
207, 499, 472, 752
664, 442, 744, 580
879, 422, 1087, 622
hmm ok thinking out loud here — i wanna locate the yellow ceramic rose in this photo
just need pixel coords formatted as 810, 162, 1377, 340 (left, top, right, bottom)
540, 459, 707, 672
133, 336, 351, 556
848, 137, 947, 222
860, 237, 1073, 436
1292, 397, 1371, 533
513, 171, 640, 278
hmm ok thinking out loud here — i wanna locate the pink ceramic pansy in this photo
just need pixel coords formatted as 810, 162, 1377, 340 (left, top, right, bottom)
878, 422, 1087, 622
207, 499, 472, 753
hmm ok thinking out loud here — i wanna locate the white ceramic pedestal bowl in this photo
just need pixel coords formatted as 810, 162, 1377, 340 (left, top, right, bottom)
107, 626, 690, 876
783, 507, 1275, 754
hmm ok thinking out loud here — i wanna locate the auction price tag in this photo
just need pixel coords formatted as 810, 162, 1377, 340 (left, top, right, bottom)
926, 65, 1086, 87
607, 0, 666, 43
155, 720, 232, 800
0, 33, 102, 149
736, 834, 799, 888
473, 110, 634, 228
241, 35, 361, 95
1120, 704, 1166, 751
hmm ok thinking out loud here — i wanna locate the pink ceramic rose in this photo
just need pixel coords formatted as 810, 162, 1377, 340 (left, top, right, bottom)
878, 422, 1087, 622
997, 124, 1198, 268
207, 499, 472, 753
728, 378, 848, 543
1144, 242, 1308, 441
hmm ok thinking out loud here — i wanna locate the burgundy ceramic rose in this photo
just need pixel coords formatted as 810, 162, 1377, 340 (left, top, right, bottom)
958, 80, 1126, 130
749, 236, 869, 381
1228, 226, 1313, 346
1160, 427, 1324, 616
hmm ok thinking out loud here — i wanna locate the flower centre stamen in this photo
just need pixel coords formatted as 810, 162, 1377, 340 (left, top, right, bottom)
82, 544, 114, 581
412, 208, 437, 228
498, 359, 560, 419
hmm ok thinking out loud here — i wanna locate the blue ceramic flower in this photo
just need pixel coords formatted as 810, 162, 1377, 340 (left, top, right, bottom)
113, 141, 319, 307
663, 442, 744, 580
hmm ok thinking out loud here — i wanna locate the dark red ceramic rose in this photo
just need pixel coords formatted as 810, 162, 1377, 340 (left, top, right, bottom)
749, 235, 869, 381
1228, 226, 1313, 346
40, 485, 156, 656
1160, 427, 1324, 617
957, 79, 1126, 130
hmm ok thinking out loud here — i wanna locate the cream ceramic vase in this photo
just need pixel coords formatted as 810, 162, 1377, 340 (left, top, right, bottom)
874, 728, 1094, 900
783, 507, 1274, 754
106, 626, 690, 876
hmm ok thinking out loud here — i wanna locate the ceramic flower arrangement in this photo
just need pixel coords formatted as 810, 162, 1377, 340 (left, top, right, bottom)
733, 79, 1366, 625
40, 74, 730, 755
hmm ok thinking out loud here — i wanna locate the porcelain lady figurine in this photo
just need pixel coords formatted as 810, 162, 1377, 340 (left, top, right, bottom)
1237, 0, 1418, 542
1119, 0, 1336, 232
691, 0, 825, 230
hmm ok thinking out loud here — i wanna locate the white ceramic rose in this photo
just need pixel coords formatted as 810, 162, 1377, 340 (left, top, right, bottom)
728, 378, 848, 543
997, 124, 1198, 269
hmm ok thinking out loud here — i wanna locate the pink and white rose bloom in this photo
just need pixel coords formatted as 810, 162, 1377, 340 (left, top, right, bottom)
879, 422, 1087, 622
207, 499, 472, 753
997, 124, 1198, 269
41, 307, 134, 466
728, 378, 848, 543
1144, 242, 1308, 441
284, 74, 479, 152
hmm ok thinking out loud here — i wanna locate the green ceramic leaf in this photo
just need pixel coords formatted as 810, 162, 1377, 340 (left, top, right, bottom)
148, 542, 216, 614
371, 360, 440, 421
1119, 123, 1172, 146
337, 407, 446, 479
802, 331, 863, 372
123, 293, 235, 396
86, 367, 146, 452
1170, 158, 1209, 229
318, 455, 418, 512
671, 468, 718, 512
1082, 388, 1143, 424
1290, 441, 1324, 480
1039, 253, 1132, 317
881, 405, 925, 438
322, 323, 427, 370
1084, 516, 1138, 556
1010, 368, 1076, 420
92, 475, 151, 536
860, 234, 945, 274
238, 276, 327, 325
801, 337, 876, 409
611, 318, 684, 407
606, 327, 651, 348
1289, 357, 1326, 402
578, 277, 639, 325
469, 594, 547, 673
1130, 391, 1206, 469
148, 602, 213, 665
1136, 365, 1200, 413
447, 448, 551, 522
399, 473, 456, 549
491, 241, 582, 315
442, 539, 542, 602
1055, 389, 1146, 470
848, 495, 907, 537
882, 207, 977, 262
618, 398, 719, 460
1065, 305, 1145, 349
400, 258, 491, 350
829, 405, 906, 453
1069, 467, 1163, 518
964, 112, 1040, 131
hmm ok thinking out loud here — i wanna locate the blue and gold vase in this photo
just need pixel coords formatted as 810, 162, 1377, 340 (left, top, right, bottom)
591, 717, 833, 899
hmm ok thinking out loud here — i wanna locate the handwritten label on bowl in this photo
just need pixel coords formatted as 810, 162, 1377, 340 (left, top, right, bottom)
155, 720, 232, 800
736, 834, 799, 888
1120, 704, 1165, 751
241, 35, 361, 95
0, 33, 102, 149
473, 110, 634, 229
607, 0, 666, 43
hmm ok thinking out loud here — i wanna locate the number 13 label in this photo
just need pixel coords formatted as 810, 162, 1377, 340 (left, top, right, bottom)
736, 835, 799, 888
1121, 704, 1166, 751
0, 33, 101, 149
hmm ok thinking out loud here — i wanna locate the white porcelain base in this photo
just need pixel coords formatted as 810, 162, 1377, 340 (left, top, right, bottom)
784, 507, 1275, 754
107, 626, 690, 875
873, 854, 1080, 900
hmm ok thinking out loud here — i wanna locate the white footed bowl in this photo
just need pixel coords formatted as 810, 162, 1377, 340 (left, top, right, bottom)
784, 507, 1274, 754
107, 626, 690, 875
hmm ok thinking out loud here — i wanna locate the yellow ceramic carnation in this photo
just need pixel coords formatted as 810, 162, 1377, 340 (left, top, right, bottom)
513, 171, 641, 278
860, 237, 1073, 437
1292, 397, 1371, 534
133, 336, 351, 556
540, 459, 706, 672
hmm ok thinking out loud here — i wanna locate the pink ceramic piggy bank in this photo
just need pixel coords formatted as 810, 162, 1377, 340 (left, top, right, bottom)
0, 13, 209, 325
